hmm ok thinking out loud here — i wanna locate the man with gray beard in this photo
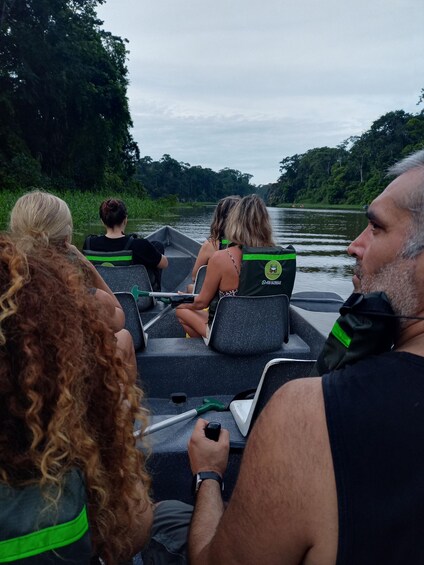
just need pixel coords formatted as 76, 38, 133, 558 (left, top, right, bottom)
187, 149, 424, 565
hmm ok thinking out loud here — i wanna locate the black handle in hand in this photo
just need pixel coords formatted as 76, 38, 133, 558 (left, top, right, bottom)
169, 295, 196, 308
204, 421, 221, 442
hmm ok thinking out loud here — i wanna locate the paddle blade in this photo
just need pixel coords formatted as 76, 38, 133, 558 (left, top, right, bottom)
291, 292, 344, 312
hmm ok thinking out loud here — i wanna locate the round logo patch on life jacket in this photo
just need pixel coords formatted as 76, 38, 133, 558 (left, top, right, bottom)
264, 260, 282, 280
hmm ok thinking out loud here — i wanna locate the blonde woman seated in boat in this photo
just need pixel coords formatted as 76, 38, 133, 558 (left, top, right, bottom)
187, 195, 240, 293
176, 194, 275, 337
9, 190, 136, 379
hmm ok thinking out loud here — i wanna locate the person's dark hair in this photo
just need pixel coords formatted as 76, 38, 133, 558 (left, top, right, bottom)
209, 195, 241, 241
99, 199, 128, 228
0, 235, 150, 562
225, 194, 275, 247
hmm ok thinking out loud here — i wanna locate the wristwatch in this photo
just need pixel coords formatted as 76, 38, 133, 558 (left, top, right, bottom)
192, 471, 224, 495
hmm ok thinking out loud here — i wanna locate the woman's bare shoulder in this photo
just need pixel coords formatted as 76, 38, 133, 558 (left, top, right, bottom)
202, 238, 219, 251
209, 247, 240, 267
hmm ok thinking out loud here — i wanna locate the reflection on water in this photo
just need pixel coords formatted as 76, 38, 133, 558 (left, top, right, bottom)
79, 205, 367, 301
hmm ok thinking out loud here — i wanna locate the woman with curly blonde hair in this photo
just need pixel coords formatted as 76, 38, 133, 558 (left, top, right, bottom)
0, 235, 152, 562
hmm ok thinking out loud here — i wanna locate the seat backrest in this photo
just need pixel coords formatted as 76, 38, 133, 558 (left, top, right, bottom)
204, 294, 290, 355
115, 292, 148, 351
230, 358, 316, 436
83, 249, 133, 266
96, 265, 154, 312
237, 245, 296, 299
83, 235, 135, 267
193, 264, 207, 294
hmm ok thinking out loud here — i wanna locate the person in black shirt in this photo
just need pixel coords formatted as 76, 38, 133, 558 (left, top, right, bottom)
84, 199, 168, 291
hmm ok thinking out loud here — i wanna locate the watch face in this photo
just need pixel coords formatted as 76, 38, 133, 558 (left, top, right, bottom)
192, 471, 224, 496
195, 474, 202, 493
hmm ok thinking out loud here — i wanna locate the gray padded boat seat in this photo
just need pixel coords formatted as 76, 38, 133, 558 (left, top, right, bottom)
115, 292, 148, 351
193, 264, 207, 294
204, 294, 290, 355
97, 265, 155, 312
230, 357, 316, 435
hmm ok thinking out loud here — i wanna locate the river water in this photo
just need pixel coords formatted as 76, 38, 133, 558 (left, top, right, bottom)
94, 205, 367, 302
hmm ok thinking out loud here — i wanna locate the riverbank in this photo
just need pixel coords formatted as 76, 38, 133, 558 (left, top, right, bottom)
0, 189, 173, 233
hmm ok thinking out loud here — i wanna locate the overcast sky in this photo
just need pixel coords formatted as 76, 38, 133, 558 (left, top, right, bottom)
98, 0, 423, 185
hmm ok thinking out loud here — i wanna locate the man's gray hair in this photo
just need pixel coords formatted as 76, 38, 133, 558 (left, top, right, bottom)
388, 149, 424, 258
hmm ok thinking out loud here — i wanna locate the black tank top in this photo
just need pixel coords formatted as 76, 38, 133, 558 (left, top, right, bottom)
322, 351, 424, 565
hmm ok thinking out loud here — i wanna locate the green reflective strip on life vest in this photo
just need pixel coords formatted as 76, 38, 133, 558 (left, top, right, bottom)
84, 255, 131, 262
0, 506, 89, 562
331, 321, 351, 349
242, 253, 296, 261
221, 239, 230, 245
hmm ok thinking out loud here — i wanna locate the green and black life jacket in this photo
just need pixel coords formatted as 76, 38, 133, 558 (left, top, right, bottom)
237, 244, 296, 298
83, 235, 134, 266
0, 468, 92, 564
208, 244, 296, 323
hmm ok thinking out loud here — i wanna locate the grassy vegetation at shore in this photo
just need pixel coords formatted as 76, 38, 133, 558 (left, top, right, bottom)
0, 189, 171, 232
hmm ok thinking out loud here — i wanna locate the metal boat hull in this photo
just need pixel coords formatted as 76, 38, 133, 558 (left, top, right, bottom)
132, 226, 338, 502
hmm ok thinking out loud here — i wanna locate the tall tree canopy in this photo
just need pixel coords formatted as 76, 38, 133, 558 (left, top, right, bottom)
268, 109, 424, 206
0, 0, 139, 191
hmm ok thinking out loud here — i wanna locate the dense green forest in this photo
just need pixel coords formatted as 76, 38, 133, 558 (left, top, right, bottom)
0, 0, 142, 194
267, 105, 424, 206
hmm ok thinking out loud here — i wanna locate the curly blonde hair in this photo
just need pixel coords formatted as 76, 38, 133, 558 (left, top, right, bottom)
0, 235, 151, 563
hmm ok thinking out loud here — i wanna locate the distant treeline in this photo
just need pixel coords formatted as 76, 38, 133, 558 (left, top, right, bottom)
135, 154, 255, 201
267, 107, 424, 206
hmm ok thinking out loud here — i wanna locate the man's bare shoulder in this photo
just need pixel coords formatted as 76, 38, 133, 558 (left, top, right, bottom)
265, 376, 324, 429
252, 377, 331, 481
213, 377, 338, 564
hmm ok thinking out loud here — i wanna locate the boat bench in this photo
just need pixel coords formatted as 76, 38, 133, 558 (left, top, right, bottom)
136, 333, 312, 397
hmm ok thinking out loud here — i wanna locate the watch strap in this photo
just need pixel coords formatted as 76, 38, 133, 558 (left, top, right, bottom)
192, 471, 224, 495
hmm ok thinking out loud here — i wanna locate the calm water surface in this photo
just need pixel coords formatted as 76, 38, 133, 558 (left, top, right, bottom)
81, 206, 367, 301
